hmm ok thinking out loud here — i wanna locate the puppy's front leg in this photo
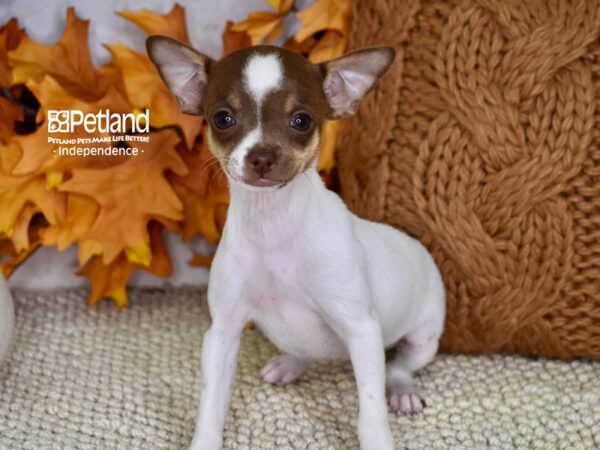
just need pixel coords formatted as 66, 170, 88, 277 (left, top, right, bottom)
188, 270, 249, 450
346, 318, 395, 450
188, 321, 242, 450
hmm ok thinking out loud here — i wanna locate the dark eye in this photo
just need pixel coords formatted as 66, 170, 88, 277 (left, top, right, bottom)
290, 113, 312, 131
213, 110, 235, 129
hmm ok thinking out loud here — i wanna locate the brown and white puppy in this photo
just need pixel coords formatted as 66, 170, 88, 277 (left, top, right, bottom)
147, 36, 445, 450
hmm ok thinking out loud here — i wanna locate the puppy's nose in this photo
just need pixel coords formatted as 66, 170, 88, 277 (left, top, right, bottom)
247, 150, 275, 177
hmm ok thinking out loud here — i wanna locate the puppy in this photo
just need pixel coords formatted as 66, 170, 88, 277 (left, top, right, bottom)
147, 36, 445, 450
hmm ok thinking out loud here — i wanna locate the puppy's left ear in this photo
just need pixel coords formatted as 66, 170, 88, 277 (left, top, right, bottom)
320, 47, 395, 119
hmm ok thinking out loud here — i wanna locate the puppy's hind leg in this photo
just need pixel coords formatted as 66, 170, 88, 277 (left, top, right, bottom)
387, 324, 440, 415
260, 354, 312, 386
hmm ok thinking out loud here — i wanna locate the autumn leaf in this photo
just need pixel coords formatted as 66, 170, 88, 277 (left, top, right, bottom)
189, 252, 213, 268
10, 204, 37, 252
319, 120, 342, 172
77, 253, 134, 307
266, 0, 284, 9
0, 170, 65, 243
0, 204, 49, 278
40, 193, 98, 253
58, 130, 188, 266
8, 8, 120, 101
295, 0, 351, 43
222, 20, 252, 56
170, 129, 229, 244
78, 221, 171, 306
8, 75, 131, 176
0, 141, 21, 174
230, 0, 293, 45
0, 238, 40, 279
231, 12, 284, 45
118, 4, 191, 44
0, 18, 24, 87
282, 34, 317, 55
105, 44, 202, 149
307, 30, 345, 63
0, 96, 23, 144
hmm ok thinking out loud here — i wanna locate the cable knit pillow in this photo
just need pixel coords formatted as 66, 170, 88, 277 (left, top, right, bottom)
338, 0, 600, 358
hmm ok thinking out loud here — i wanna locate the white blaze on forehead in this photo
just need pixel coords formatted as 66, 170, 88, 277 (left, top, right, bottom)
243, 53, 283, 103
226, 52, 283, 180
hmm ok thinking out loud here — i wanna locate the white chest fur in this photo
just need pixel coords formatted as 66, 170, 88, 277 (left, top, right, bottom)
212, 171, 350, 359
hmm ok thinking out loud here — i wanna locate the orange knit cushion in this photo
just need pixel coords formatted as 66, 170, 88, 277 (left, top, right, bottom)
338, 0, 600, 359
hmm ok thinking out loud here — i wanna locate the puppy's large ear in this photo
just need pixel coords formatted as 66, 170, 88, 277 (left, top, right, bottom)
320, 47, 395, 119
146, 35, 212, 115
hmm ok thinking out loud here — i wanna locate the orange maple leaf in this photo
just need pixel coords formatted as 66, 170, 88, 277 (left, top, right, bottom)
58, 130, 187, 266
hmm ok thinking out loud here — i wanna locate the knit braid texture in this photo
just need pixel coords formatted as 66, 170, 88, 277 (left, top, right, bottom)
338, 0, 600, 359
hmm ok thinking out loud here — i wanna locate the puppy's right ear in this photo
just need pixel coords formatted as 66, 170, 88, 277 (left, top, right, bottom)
146, 35, 212, 115
320, 47, 395, 119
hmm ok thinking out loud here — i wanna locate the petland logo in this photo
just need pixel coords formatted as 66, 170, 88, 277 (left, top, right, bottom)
47, 109, 150, 133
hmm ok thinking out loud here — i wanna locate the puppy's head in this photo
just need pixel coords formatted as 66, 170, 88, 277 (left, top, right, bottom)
147, 37, 394, 189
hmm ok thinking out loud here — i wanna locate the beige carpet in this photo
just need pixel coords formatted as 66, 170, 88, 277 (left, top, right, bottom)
0, 288, 598, 450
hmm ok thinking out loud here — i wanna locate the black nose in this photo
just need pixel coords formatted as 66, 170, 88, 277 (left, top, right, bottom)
247, 150, 275, 177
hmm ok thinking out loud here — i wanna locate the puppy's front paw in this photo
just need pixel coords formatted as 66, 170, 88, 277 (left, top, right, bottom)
390, 386, 425, 415
260, 354, 309, 385
358, 419, 395, 450
187, 436, 222, 450
187, 428, 223, 450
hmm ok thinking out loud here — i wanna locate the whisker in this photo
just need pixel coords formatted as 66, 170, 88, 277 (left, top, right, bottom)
198, 158, 223, 179
208, 166, 227, 192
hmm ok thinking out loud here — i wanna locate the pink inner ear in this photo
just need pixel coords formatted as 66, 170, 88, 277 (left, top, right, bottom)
180, 70, 206, 103
324, 71, 343, 98
324, 71, 345, 108
164, 64, 207, 114
323, 70, 359, 117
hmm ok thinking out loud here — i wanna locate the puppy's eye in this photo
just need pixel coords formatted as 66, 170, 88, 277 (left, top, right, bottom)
213, 111, 235, 129
290, 113, 312, 131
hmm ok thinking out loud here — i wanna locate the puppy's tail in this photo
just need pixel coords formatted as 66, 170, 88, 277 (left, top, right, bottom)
0, 274, 14, 367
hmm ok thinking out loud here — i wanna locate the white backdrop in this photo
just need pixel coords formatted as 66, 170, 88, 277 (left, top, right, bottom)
0, 0, 267, 290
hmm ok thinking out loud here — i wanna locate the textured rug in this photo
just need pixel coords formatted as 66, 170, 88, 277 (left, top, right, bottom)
0, 288, 598, 450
